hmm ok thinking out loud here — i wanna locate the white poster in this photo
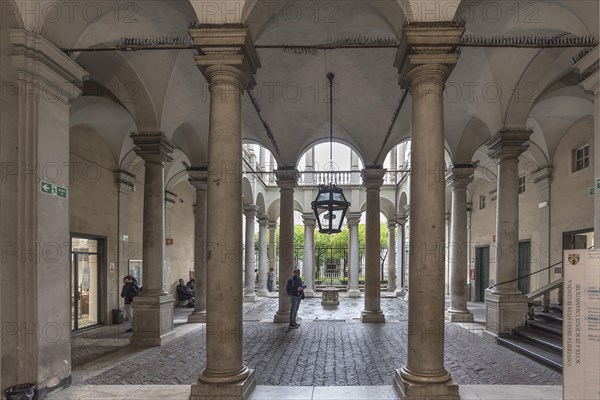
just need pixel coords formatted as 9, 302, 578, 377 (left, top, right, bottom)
563, 249, 600, 400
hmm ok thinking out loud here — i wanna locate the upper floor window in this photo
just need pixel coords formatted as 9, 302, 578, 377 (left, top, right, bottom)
479, 194, 486, 210
573, 145, 590, 172
518, 176, 526, 194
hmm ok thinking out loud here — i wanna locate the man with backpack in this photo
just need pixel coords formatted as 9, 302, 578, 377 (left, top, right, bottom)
286, 269, 305, 329
121, 275, 139, 332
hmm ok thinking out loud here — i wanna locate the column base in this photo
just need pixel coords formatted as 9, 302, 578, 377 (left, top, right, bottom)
190, 369, 256, 400
361, 310, 385, 323
131, 294, 176, 346
188, 310, 207, 323
348, 289, 361, 298
256, 289, 269, 297
445, 309, 474, 323
395, 288, 407, 298
243, 293, 258, 303
387, 284, 397, 292
393, 368, 460, 400
303, 289, 315, 298
273, 310, 290, 323
484, 291, 528, 337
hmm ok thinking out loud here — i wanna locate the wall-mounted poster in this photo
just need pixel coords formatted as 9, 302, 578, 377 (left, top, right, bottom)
563, 249, 600, 400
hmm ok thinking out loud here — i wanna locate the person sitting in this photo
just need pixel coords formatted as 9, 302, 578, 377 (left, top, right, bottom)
186, 278, 195, 296
176, 278, 195, 307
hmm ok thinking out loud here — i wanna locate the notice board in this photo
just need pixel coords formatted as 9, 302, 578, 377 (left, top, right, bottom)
563, 249, 600, 399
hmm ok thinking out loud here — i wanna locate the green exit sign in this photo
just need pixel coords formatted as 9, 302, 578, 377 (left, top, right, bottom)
41, 181, 67, 198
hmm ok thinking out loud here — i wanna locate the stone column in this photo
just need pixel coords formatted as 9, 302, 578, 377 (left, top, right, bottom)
256, 215, 269, 297
351, 151, 361, 184
387, 220, 397, 292
573, 46, 599, 245
361, 168, 386, 323
189, 25, 260, 399
532, 168, 552, 288
484, 129, 532, 336
445, 165, 475, 322
302, 213, 316, 297
188, 168, 208, 323
395, 214, 407, 297
273, 169, 299, 322
165, 189, 177, 285
2, 29, 87, 396
393, 23, 464, 400
243, 205, 258, 302
347, 212, 362, 298
445, 212, 451, 295
268, 221, 277, 288
130, 132, 176, 346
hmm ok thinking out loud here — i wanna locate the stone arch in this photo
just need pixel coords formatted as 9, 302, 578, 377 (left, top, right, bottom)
171, 122, 206, 167
242, 177, 255, 206
255, 192, 266, 215
266, 197, 304, 221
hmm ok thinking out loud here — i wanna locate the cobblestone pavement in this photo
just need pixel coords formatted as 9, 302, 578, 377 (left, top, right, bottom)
81, 297, 560, 387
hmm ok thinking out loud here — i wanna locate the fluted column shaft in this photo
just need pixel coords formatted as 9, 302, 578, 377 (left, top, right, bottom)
302, 213, 316, 297
273, 170, 299, 322
387, 221, 397, 292
347, 213, 362, 298
361, 169, 386, 323
188, 169, 208, 323
446, 166, 475, 322
256, 215, 269, 297
402, 66, 450, 380
244, 205, 258, 302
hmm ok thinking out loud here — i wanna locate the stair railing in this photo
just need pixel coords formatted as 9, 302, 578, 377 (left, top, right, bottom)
487, 261, 563, 319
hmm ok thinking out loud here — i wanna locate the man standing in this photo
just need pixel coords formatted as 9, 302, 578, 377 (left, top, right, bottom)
267, 268, 275, 292
287, 268, 305, 329
121, 275, 139, 332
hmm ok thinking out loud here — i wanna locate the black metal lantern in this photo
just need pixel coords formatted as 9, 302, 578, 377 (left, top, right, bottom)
311, 73, 351, 234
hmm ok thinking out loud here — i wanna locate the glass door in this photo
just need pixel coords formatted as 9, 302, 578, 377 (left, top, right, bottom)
71, 238, 100, 330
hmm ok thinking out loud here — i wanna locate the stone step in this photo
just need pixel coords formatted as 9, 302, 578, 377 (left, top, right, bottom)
514, 329, 562, 354
497, 336, 562, 371
526, 320, 562, 338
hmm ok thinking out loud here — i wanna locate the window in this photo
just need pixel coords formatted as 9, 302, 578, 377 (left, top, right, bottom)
573, 145, 590, 172
479, 194, 486, 210
518, 175, 526, 194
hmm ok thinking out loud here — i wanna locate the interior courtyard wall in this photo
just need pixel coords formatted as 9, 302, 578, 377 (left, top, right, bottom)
69, 125, 119, 323
1, 19, 20, 391
549, 116, 595, 281
469, 178, 497, 292
126, 165, 144, 284
166, 181, 195, 297
516, 155, 542, 290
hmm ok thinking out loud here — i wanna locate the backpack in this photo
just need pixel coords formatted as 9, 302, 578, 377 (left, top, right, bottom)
286, 278, 293, 295
131, 282, 140, 297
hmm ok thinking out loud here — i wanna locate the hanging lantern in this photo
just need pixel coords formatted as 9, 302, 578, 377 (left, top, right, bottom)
312, 183, 350, 234
310, 72, 350, 234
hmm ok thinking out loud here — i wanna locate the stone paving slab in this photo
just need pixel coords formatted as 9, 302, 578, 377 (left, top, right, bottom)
83, 320, 560, 386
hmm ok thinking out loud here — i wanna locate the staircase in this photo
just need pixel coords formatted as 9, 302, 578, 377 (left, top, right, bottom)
497, 306, 563, 371
497, 278, 563, 371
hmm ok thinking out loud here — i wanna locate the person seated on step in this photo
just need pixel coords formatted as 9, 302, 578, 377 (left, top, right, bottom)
176, 278, 195, 307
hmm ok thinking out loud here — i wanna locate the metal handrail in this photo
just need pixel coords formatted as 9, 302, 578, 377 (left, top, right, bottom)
486, 260, 562, 290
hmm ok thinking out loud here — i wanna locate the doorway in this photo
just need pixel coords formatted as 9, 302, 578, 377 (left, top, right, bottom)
518, 240, 531, 294
71, 236, 105, 330
563, 228, 594, 250
475, 246, 489, 302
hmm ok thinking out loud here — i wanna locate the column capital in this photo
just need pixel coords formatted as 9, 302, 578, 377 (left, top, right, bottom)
268, 221, 277, 230
445, 163, 475, 189
362, 168, 386, 190
9, 29, 89, 104
114, 169, 136, 193
396, 213, 407, 224
302, 212, 316, 227
346, 212, 362, 226
573, 46, 599, 95
258, 214, 269, 225
532, 167, 553, 190
394, 22, 465, 88
190, 24, 261, 89
387, 220, 397, 229
131, 132, 174, 164
243, 204, 259, 218
275, 168, 299, 190
485, 128, 533, 160
188, 167, 209, 191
